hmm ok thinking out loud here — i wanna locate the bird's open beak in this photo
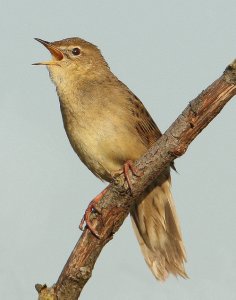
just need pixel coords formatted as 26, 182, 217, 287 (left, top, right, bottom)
33, 38, 64, 66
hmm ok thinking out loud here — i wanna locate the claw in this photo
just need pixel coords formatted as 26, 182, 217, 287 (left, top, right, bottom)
79, 188, 108, 238
112, 160, 142, 191
123, 160, 142, 190
79, 161, 141, 237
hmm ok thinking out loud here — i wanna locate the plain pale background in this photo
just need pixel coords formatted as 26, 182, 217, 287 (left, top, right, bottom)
1, 1, 236, 299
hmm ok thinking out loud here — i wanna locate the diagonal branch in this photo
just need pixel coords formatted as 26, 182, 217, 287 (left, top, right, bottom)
36, 60, 236, 300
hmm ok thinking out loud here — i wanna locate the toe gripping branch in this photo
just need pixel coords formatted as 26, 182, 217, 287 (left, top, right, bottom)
122, 160, 141, 190
79, 188, 108, 238
79, 160, 142, 238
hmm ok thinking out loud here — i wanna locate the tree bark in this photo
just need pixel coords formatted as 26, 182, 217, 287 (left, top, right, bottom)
36, 60, 236, 300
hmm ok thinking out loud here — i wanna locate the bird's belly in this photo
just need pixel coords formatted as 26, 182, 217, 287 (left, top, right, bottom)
63, 115, 146, 182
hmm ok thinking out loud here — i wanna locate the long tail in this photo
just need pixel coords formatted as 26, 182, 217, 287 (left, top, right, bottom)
130, 171, 187, 281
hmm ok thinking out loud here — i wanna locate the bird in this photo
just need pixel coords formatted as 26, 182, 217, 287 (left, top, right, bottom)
33, 37, 187, 281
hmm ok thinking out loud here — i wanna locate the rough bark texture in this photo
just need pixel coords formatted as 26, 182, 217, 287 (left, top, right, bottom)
36, 60, 236, 300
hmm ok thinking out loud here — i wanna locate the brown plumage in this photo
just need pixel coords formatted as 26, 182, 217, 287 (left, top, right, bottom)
34, 37, 187, 280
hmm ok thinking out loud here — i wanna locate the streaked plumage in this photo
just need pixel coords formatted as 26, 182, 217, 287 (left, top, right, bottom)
35, 37, 187, 280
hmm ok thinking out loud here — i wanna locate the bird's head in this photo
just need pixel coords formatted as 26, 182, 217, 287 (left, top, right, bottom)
33, 37, 109, 86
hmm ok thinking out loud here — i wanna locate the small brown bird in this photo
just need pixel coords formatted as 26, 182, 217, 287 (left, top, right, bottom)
34, 37, 187, 280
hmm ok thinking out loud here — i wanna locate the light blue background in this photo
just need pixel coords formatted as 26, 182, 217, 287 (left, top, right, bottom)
1, 1, 236, 299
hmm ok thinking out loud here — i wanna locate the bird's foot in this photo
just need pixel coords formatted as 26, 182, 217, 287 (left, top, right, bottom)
79, 187, 108, 238
112, 160, 142, 191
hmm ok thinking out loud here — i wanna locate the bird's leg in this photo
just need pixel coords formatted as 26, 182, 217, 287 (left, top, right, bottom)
79, 187, 108, 238
80, 161, 141, 237
112, 160, 142, 191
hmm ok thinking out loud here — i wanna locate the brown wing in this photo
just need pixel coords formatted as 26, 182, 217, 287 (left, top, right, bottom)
126, 91, 162, 147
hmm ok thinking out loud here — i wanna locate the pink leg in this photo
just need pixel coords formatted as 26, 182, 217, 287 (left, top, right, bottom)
80, 161, 141, 237
79, 187, 108, 238
123, 160, 141, 190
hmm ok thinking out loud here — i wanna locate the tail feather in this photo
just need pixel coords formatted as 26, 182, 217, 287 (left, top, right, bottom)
130, 172, 187, 281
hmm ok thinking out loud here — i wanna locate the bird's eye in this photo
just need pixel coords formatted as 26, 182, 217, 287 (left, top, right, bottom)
71, 47, 81, 56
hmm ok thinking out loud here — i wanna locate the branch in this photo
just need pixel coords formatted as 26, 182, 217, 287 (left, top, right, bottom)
36, 60, 236, 300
